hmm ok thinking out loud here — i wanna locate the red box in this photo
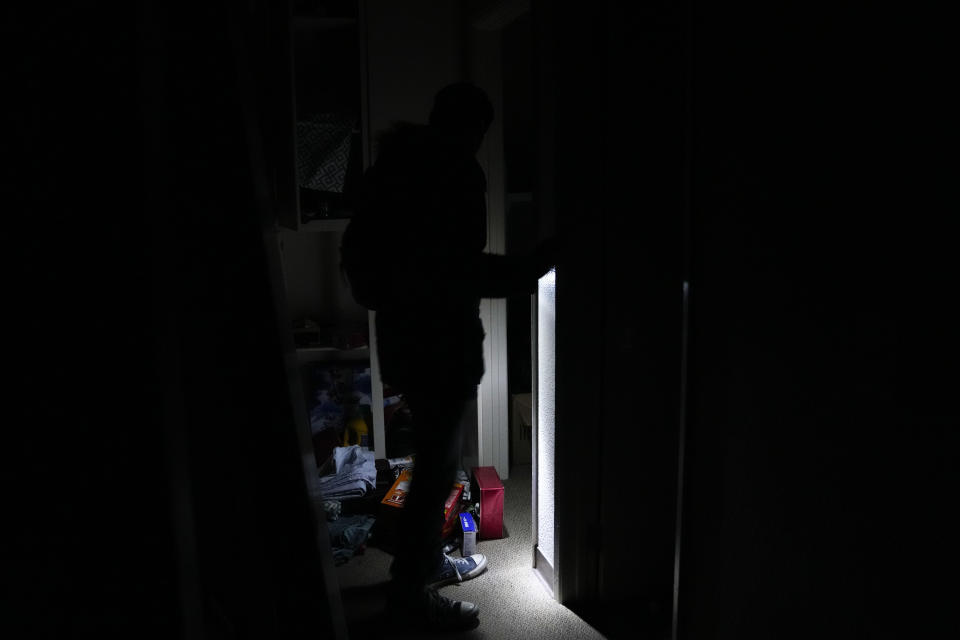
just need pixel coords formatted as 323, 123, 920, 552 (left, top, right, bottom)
471, 466, 504, 540
441, 483, 464, 539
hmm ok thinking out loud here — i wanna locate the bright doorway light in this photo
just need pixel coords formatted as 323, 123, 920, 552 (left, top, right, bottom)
533, 267, 556, 594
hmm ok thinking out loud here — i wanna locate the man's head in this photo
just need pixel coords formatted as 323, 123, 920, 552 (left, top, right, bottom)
429, 82, 494, 154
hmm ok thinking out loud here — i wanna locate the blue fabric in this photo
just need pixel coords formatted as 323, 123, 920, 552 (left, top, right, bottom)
328, 514, 376, 566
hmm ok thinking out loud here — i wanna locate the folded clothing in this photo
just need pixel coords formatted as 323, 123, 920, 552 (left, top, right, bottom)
319, 445, 377, 500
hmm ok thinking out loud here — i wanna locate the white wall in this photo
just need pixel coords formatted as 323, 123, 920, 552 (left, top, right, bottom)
363, 0, 470, 460
363, 1, 517, 479
364, 0, 464, 148
280, 230, 368, 328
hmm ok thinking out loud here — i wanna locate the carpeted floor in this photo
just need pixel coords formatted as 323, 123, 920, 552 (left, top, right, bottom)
333, 463, 607, 639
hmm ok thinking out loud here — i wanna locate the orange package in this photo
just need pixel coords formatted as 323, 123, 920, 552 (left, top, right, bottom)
381, 467, 414, 508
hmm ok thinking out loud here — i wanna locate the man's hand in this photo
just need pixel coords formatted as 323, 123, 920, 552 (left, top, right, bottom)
530, 234, 560, 279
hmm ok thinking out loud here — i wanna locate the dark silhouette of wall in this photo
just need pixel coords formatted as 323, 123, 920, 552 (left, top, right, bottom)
9, 3, 341, 638
541, 2, 958, 638
677, 3, 958, 639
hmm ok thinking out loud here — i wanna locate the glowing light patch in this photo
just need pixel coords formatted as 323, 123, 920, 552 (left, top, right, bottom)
536, 267, 556, 569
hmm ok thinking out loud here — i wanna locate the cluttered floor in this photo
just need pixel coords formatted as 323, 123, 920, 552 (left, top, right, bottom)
325, 460, 606, 640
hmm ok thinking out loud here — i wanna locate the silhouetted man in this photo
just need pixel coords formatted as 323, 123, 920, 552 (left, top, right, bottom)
341, 82, 555, 632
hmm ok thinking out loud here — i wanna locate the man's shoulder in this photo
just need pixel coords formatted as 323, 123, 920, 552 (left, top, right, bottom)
375, 122, 434, 157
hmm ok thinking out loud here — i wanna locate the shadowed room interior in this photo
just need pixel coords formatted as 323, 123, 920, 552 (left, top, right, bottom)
8, 1, 958, 639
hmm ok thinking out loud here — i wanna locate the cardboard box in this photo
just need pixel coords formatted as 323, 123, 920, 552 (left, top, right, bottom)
471, 466, 504, 540
372, 467, 412, 554
378, 469, 462, 541
441, 483, 464, 539
459, 512, 477, 556
380, 467, 413, 508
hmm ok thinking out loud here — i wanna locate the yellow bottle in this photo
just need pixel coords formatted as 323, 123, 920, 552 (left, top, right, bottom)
342, 414, 370, 448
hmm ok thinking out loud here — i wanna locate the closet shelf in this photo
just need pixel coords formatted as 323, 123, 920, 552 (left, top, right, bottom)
293, 16, 358, 31
299, 218, 351, 232
297, 346, 370, 364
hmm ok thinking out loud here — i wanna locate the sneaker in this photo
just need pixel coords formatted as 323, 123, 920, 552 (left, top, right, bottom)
430, 553, 488, 587
386, 585, 480, 632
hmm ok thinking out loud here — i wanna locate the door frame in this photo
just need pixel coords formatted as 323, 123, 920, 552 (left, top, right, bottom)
467, 0, 534, 481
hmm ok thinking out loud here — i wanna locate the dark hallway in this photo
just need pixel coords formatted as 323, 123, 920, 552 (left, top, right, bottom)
7, 2, 958, 639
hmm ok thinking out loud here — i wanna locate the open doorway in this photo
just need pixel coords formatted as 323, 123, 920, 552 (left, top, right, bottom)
327, 3, 610, 637
503, 10, 539, 477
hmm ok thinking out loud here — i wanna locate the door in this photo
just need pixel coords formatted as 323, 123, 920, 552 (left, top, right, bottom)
531, 3, 686, 638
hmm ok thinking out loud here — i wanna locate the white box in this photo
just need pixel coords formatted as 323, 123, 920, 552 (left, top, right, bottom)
460, 511, 477, 557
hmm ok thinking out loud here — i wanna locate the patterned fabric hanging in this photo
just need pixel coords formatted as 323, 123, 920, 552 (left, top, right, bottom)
296, 112, 356, 192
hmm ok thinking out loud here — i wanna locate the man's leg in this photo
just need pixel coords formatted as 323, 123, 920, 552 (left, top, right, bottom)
386, 382, 479, 630
390, 383, 470, 587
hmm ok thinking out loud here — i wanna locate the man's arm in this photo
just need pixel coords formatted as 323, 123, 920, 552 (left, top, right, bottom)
466, 237, 558, 298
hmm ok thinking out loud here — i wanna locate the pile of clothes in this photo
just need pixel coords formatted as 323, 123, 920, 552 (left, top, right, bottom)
319, 445, 379, 565
318, 445, 377, 500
